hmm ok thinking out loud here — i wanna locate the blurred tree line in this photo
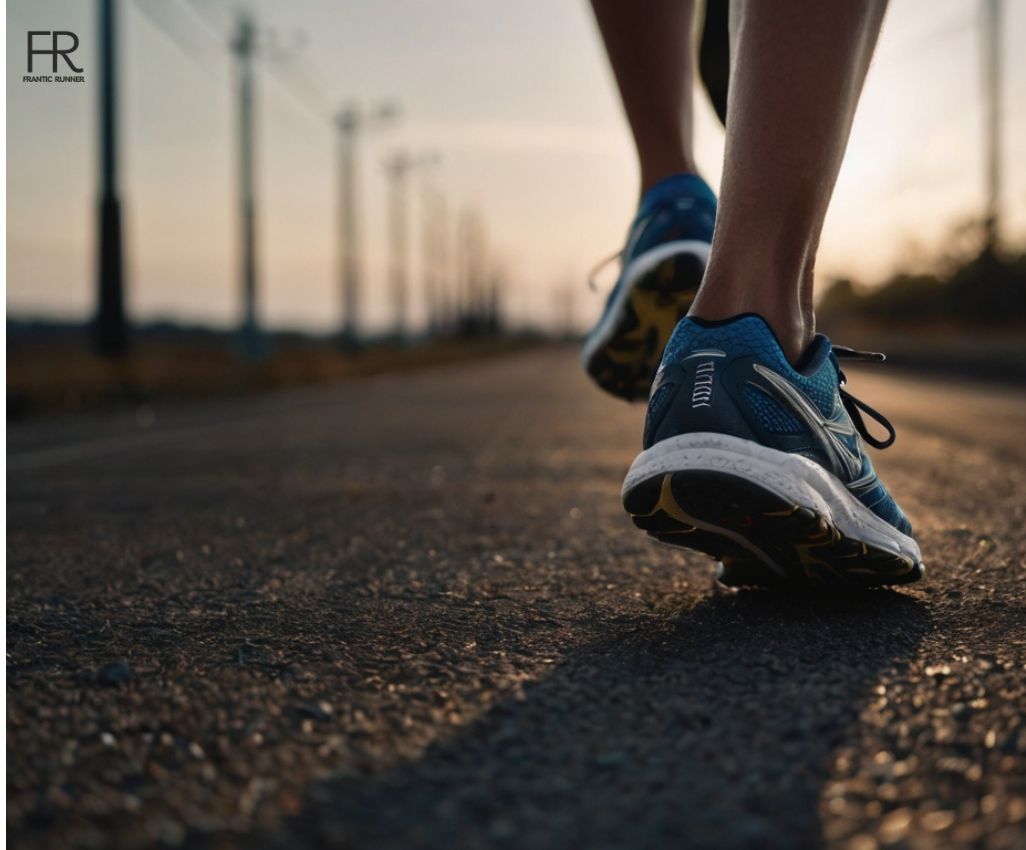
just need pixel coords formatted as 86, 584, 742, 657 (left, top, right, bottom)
819, 247, 1026, 327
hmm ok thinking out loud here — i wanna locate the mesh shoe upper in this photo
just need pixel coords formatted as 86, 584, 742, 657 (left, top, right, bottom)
582, 173, 719, 403
591, 174, 716, 323
623, 173, 717, 261
643, 314, 913, 536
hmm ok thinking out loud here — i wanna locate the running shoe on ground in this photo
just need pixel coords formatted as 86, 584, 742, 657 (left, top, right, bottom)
582, 173, 716, 402
621, 313, 924, 588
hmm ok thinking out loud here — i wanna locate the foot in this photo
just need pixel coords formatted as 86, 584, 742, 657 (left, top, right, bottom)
621, 313, 923, 588
582, 173, 716, 402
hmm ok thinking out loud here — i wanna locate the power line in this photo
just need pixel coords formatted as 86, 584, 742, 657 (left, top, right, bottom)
143, 0, 333, 129
260, 33, 334, 127
179, 0, 233, 45
132, 0, 220, 67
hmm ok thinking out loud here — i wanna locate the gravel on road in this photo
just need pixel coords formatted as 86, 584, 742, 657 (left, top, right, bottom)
7, 349, 1026, 849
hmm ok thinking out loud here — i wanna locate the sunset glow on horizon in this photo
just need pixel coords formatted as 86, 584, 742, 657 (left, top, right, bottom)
7, 0, 1025, 334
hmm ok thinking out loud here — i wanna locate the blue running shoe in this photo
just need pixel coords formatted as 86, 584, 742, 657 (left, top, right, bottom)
621, 313, 924, 588
582, 173, 716, 402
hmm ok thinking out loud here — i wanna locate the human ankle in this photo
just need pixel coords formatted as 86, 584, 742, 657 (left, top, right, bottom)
688, 291, 813, 365
639, 155, 700, 195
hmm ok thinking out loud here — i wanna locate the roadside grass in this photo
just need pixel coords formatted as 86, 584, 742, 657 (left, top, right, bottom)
7, 336, 544, 420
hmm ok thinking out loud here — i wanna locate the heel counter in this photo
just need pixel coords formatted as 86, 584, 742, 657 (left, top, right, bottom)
643, 356, 758, 449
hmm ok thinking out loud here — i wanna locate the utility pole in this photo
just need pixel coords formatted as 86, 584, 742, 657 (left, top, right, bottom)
335, 103, 396, 347
384, 153, 412, 342
456, 210, 486, 335
554, 283, 576, 340
486, 261, 503, 336
420, 180, 447, 335
383, 151, 437, 341
336, 107, 360, 347
94, 0, 127, 357
420, 181, 435, 335
233, 13, 261, 360
455, 211, 471, 335
434, 193, 450, 334
981, 0, 1003, 254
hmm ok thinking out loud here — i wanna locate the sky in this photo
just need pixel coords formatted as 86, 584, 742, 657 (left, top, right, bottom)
6, 0, 1026, 334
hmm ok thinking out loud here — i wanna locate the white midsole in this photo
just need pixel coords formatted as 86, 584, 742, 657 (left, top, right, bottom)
622, 432, 923, 566
581, 239, 710, 369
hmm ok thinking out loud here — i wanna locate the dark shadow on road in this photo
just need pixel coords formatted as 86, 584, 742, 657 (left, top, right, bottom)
270, 588, 929, 850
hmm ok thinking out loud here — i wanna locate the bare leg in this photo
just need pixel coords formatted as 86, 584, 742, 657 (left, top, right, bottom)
690, 0, 887, 362
591, 0, 699, 194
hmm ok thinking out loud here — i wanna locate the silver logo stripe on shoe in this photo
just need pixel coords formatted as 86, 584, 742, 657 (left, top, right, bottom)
750, 363, 864, 483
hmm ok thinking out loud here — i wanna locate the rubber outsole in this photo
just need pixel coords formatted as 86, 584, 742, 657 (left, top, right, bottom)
624, 469, 924, 589
584, 250, 705, 402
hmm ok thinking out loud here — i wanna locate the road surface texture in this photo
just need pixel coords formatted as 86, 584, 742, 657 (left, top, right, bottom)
7, 348, 1026, 850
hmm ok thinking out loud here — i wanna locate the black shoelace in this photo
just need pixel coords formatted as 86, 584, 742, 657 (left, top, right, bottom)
586, 249, 622, 293
832, 346, 896, 450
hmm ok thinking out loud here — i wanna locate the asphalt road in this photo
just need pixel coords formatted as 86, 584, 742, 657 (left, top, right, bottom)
7, 348, 1026, 850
